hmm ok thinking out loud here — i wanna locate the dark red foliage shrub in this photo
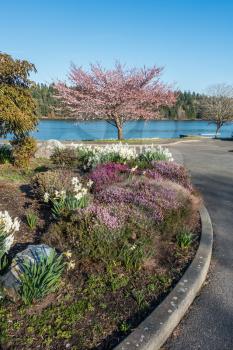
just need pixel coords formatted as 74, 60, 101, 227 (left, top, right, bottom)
88, 162, 130, 192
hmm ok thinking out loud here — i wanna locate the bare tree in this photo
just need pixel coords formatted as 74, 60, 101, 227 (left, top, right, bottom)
200, 84, 233, 137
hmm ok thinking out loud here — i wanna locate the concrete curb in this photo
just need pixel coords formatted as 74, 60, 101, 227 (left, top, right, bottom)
115, 205, 213, 350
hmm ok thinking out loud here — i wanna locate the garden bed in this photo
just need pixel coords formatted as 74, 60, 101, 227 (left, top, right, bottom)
0, 144, 201, 350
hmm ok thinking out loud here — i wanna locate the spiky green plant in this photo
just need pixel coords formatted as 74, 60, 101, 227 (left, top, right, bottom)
177, 230, 193, 249
17, 249, 65, 305
25, 211, 38, 230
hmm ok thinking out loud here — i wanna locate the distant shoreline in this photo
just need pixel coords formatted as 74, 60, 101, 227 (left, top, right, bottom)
39, 117, 208, 122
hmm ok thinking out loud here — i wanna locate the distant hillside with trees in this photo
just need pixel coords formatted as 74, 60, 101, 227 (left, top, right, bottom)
31, 83, 62, 118
31, 83, 205, 120
162, 91, 204, 119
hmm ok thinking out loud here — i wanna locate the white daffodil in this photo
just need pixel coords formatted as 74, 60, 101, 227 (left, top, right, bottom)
0, 211, 20, 255
71, 177, 79, 185
44, 192, 50, 203
67, 260, 76, 270
87, 179, 93, 188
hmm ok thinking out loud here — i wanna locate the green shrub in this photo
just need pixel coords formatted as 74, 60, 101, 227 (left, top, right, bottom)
51, 148, 77, 168
0, 145, 12, 164
11, 136, 37, 168
25, 211, 38, 230
17, 249, 65, 305
44, 211, 154, 271
31, 169, 74, 200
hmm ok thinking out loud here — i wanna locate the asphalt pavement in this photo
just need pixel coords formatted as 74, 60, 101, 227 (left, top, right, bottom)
165, 139, 233, 350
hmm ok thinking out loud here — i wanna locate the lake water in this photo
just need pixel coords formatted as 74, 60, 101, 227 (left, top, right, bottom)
29, 119, 233, 140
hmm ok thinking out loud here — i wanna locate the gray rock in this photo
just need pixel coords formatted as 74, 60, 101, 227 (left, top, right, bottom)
35, 139, 65, 158
0, 244, 54, 300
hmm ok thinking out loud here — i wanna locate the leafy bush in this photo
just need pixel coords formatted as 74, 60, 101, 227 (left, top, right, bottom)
0, 145, 12, 164
11, 136, 37, 168
31, 169, 75, 200
51, 147, 77, 168
44, 208, 154, 270
17, 249, 65, 305
25, 211, 38, 230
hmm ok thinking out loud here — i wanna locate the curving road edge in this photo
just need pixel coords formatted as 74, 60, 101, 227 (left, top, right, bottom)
115, 205, 213, 350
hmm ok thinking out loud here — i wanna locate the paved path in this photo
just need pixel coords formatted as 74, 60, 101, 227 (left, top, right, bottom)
165, 139, 233, 350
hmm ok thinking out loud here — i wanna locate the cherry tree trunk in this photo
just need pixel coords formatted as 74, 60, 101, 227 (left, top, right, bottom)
117, 125, 123, 140
115, 117, 124, 140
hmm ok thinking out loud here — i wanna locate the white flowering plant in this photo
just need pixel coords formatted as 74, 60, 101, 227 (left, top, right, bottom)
138, 145, 173, 163
43, 177, 93, 218
0, 211, 20, 270
75, 143, 173, 170
76, 143, 137, 170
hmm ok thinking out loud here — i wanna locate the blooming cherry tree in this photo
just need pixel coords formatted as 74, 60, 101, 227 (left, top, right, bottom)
55, 62, 176, 139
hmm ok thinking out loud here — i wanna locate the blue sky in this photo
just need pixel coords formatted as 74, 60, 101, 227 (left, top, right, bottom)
1, 0, 233, 92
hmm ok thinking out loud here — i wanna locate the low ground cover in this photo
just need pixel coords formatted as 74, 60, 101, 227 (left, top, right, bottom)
0, 143, 201, 350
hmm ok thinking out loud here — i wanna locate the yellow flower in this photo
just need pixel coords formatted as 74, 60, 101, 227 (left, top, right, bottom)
64, 250, 72, 258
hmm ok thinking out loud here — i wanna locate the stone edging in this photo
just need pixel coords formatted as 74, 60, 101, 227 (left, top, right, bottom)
115, 205, 213, 350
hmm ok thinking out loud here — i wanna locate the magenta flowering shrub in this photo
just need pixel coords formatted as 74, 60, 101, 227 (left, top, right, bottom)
88, 162, 130, 192
150, 161, 193, 190
95, 178, 187, 223
85, 204, 122, 230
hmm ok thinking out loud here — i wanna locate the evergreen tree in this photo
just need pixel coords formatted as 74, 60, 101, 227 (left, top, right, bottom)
0, 52, 38, 138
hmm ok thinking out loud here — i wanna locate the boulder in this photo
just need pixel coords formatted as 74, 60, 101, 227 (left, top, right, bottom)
35, 139, 65, 158
0, 244, 54, 300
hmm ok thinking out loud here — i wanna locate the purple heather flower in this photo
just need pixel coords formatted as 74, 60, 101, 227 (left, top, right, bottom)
88, 162, 130, 192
